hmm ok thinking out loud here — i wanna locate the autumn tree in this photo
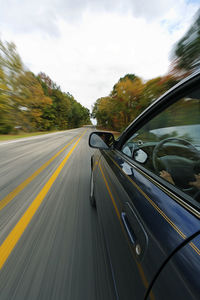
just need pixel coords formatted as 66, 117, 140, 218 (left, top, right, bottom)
92, 97, 114, 129
14, 71, 52, 131
0, 40, 26, 132
171, 9, 200, 75
0, 40, 91, 133
92, 74, 178, 132
110, 74, 144, 129
141, 75, 178, 110
0, 66, 13, 133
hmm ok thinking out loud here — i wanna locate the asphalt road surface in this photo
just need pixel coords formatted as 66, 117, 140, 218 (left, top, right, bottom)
0, 128, 115, 300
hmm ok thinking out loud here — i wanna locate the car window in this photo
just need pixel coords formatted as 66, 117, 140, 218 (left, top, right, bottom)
121, 87, 200, 204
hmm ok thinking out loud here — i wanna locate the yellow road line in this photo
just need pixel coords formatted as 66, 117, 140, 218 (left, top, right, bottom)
0, 135, 80, 211
0, 130, 86, 269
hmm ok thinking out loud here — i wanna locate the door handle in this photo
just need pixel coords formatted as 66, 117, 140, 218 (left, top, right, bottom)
121, 212, 136, 245
121, 202, 148, 259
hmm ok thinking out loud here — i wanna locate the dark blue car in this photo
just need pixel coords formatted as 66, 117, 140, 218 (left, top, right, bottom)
89, 71, 200, 299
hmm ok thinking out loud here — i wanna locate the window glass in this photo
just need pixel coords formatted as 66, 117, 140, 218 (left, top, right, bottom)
121, 88, 200, 204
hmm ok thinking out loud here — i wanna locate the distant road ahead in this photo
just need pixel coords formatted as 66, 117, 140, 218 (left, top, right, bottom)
0, 128, 115, 300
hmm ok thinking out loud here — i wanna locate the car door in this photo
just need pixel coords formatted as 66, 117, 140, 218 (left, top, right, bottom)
94, 75, 200, 299
147, 233, 200, 299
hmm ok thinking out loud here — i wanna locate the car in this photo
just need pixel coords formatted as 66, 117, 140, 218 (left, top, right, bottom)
88, 71, 200, 300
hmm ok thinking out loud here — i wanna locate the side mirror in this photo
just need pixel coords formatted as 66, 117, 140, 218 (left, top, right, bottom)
134, 149, 148, 163
89, 132, 115, 149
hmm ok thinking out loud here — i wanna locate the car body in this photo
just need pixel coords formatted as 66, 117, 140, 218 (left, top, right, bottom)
89, 71, 200, 299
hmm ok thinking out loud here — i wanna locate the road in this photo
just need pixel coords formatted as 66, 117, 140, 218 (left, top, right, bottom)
0, 128, 115, 300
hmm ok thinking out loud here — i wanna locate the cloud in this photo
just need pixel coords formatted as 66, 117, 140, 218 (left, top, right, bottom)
0, 0, 59, 36
1, 0, 198, 36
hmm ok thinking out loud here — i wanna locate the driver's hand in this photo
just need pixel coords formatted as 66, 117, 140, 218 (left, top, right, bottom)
160, 170, 175, 185
189, 174, 200, 189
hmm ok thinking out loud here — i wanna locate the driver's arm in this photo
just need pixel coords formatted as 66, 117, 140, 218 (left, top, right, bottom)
189, 161, 200, 189
160, 170, 175, 185
189, 174, 200, 189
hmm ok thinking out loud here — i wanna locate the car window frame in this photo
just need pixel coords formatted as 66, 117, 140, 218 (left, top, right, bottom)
114, 73, 200, 217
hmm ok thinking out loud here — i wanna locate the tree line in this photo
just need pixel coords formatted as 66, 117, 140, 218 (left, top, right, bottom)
0, 41, 91, 134
92, 10, 200, 132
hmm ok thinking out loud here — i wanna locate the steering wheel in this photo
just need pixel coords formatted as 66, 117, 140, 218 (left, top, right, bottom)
152, 137, 199, 190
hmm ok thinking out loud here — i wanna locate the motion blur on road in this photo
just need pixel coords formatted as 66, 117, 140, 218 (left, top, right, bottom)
0, 128, 115, 300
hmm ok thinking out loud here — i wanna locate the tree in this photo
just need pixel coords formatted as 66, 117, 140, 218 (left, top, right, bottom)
0, 40, 26, 132
68, 97, 91, 128
0, 66, 13, 133
0, 39, 91, 133
38, 72, 91, 129
92, 97, 114, 129
141, 75, 178, 109
171, 9, 200, 75
15, 71, 53, 131
110, 74, 144, 129
37, 72, 59, 95
92, 73, 178, 132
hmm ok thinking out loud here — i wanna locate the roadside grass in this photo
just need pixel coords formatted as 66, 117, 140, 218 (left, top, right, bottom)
0, 131, 59, 141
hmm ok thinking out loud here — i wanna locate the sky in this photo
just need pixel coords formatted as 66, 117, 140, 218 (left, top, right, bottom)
0, 0, 199, 111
